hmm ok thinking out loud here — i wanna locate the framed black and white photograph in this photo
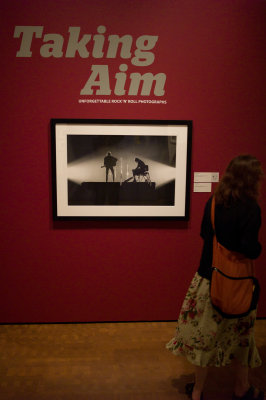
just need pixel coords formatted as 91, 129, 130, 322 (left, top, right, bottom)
51, 119, 192, 220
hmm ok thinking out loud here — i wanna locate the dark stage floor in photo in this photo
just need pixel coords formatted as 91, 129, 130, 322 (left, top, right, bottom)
68, 180, 175, 206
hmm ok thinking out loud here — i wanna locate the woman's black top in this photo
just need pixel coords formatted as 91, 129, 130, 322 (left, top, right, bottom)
198, 196, 262, 280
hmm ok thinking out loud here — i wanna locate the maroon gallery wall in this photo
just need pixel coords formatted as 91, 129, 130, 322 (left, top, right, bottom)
0, 0, 265, 323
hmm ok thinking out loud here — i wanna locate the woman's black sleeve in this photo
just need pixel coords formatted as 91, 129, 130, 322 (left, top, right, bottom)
239, 203, 262, 259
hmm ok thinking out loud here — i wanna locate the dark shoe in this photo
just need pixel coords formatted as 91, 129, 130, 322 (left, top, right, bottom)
185, 382, 194, 396
185, 382, 204, 400
232, 386, 264, 400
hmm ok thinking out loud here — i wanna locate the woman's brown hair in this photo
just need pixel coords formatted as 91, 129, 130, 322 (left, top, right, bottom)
214, 154, 263, 205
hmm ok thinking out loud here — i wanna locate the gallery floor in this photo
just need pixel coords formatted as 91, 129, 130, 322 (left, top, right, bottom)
0, 320, 265, 400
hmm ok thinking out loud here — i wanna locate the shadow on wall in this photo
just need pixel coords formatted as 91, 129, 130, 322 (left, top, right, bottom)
52, 219, 189, 230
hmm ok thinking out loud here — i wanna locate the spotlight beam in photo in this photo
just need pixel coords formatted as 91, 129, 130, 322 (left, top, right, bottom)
67, 148, 176, 188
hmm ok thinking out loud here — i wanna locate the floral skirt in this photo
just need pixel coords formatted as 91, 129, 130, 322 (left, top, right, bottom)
166, 272, 261, 368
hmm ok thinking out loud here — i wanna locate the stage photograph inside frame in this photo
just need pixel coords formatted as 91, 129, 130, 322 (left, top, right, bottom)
51, 119, 192, 219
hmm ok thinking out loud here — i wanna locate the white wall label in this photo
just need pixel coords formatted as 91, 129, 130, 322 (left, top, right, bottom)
194, 172, 219, 182
193, 182, 212, 192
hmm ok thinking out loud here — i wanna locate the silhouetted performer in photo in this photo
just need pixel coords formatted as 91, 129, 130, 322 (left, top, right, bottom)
132, 157, 147, 182
103, 152, 118, 182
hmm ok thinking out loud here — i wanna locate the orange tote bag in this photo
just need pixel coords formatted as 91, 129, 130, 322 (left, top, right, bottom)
210, 197, 260, 318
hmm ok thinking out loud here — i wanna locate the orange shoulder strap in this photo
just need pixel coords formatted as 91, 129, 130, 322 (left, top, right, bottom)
211, 196, 215, 232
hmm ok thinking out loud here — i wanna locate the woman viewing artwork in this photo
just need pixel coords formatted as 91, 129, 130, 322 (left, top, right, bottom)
166, 155, 264, 400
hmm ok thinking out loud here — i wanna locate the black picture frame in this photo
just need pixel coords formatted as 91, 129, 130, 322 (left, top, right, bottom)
51, 119, 192, 220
